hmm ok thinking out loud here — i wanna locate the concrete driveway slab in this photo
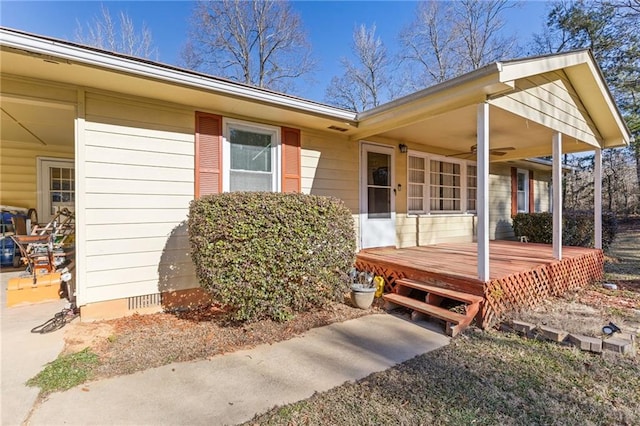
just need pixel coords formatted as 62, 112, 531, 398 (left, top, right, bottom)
1, 271, 67, 426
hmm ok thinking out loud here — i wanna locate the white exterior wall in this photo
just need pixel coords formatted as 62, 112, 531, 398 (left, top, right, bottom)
81, 92, 197, 305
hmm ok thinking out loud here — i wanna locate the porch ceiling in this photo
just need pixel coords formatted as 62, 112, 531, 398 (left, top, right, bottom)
0, 97, 75, 147
371, 104, 599, 162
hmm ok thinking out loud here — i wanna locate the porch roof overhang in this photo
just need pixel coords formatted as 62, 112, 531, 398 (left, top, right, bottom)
352, 50, 631, 161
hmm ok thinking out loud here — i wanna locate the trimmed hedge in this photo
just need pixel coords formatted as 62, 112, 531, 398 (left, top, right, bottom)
188, 192, 356, 322
512, 212, 617, 250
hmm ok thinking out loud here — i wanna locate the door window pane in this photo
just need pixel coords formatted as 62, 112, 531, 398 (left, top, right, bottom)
368, 152, 390, 186
368, 187, 391, 219
367, 151, 391, 219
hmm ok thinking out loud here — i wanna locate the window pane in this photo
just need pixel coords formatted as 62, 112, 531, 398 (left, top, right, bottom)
409, 169, 424, 184
517, 192, 525, 211
230, 171, 272, 192
430, 159, 461, 212
230, 129, 272, 172
408, 184, 423, 198
408, 198, 423, 211
517, 172, 526, 191
409, 156, 424, 170
51, 168, 61, 179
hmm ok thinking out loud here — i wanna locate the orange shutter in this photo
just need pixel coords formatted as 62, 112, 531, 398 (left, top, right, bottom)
281, 127, 301, 193
529, 170, 535, 213
510, 167, 517, 217
194, 112, 222, 197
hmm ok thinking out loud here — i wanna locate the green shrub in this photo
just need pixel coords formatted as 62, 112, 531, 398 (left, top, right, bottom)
188, 192, 356, 322
512, 212, 617, 250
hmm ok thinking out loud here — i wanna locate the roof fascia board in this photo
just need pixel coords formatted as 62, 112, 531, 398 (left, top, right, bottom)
0, 28, 357, 124
497, 50, 591, 81
351, 67, 514, 141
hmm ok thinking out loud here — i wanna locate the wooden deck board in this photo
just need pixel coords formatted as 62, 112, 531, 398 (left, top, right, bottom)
358, 241, 597, 282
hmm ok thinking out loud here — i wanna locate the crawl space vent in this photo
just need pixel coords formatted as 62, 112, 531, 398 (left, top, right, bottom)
128, 293, 163, 310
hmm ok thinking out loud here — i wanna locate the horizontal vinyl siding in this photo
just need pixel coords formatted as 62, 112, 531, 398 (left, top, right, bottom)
396, 214, 476, 247
488, 163, 514, 240
490, 70, 601, 146
83, 92, 197, 304
534, 171, 551, 213
301, 131, 359, 212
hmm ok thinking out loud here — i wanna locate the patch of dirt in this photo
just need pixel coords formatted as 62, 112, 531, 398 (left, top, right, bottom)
63, 322, 115, 355
509, 216, 640, 338
62, 297, 384, 380
509, 284, 640, 337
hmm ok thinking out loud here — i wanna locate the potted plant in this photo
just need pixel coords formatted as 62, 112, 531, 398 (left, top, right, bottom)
348, 268, 377, 309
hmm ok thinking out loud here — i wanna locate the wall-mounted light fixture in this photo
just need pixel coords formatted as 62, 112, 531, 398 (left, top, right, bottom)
399, 143, 408, 153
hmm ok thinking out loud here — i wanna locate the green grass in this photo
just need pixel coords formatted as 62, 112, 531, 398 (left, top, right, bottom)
246, 330, 640, 426
27, 348, 99, 395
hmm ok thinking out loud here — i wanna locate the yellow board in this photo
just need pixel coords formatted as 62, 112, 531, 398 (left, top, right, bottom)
6, 273, 62, 307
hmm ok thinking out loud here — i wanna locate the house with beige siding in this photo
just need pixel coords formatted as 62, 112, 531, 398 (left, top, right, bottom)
0, 28, 630, 320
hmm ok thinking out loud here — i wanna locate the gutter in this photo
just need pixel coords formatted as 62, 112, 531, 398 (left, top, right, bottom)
357, 62, 503, 121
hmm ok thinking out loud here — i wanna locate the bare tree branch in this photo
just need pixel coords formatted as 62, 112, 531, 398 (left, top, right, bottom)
183, 0, 315, 93
399, 0, 517, 89
325, 24, 391, 112
75, 4, 158, 59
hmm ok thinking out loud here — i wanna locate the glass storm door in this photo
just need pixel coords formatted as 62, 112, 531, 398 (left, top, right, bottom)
360, 143, 395, 248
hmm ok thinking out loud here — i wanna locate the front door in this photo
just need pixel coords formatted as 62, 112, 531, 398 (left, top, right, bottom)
360, 143, 395, 248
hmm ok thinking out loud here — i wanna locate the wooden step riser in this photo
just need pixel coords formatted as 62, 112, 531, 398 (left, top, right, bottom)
395, 278, 484, 305
383, 293, 475, 337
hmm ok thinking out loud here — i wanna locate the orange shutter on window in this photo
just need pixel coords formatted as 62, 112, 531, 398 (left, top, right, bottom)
511, 167, 518, 217
529, 170, 535, 213
194, 112, 222, 197
281, 127, 301, 193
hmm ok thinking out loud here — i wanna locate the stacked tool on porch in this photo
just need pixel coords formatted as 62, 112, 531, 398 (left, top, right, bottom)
5, 208, 75, 307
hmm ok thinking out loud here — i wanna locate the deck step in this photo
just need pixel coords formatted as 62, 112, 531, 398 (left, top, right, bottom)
395, 279, 483, 304
383, 293, 469, 337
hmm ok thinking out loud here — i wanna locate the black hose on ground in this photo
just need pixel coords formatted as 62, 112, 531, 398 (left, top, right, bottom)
31, 306, 78, 334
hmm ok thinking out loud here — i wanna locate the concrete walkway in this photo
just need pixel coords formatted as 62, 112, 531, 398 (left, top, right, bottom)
26, 313, 449, 426
1, 271, 67, 426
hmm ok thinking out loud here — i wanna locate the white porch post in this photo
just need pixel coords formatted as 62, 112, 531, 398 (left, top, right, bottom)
477, 103, 490, 281
594, 148, 603, 249
552, 132, 563, 260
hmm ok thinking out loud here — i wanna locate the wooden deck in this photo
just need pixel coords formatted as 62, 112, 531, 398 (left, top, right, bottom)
356, 241, 604, 327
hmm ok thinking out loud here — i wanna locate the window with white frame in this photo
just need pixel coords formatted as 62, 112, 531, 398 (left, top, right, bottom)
517, 169, 529, 213
408, 153, 476, 214
224, 119, 279, 192
467, 165, 477, 212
